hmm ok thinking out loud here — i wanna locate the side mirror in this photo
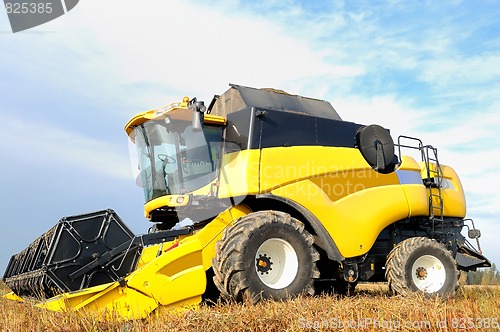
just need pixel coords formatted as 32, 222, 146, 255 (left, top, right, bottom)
468, 229, 481, 239
188, 97, 206, 132
192, 111, 204, 132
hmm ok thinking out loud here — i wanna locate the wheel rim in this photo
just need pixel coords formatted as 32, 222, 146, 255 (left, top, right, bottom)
411, 254, 446, 293
255, 238, 298, 289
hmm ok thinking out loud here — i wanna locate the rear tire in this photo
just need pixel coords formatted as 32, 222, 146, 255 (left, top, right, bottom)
212, 211, 320, 303
386, 237, 459, 297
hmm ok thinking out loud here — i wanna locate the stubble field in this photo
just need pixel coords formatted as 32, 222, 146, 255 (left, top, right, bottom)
1, 282, 499, 331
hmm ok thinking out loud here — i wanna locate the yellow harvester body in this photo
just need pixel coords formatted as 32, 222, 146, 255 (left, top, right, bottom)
2, 85, 489, 319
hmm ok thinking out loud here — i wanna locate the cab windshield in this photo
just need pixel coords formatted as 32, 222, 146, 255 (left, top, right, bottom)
130, 118, 223, 202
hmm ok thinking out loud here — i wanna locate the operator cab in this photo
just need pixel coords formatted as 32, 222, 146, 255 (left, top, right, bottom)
126, 99, 226, 204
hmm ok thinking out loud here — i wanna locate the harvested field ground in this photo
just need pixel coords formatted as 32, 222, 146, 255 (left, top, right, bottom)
1, 282, 499, 331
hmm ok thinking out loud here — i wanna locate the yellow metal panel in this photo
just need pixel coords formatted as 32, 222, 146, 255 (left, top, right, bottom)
419, 162, 466, 217
272, 180, 409, 258
259, 146, 399, 194
438, 164, 466, 217
71, 286, 157, 320
396, 156, 429, 217
311, 170, 399, 202
398, 155, 421, 171
40, 282, 113, 311
2, 292, 24, 302
402, 184, 429, 216
126, 239, 206, 306
124, 110, 156, 136
137, 242, 167, 269
125, 105, 192, 135
38, 282, 158, 320
204, 114, 227, 125
144, 195, 190, 218
216, 149, 261, 197
125, 106, 226, 137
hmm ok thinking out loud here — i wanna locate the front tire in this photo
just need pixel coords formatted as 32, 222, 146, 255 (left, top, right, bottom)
386, 237, 459, 297
212, 211, 320, 303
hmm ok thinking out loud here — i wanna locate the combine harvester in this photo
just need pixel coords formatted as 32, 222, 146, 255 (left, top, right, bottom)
3, 85, 490, 319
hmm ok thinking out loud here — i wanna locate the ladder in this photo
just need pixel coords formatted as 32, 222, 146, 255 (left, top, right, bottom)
423, 145, 444, 228
397, 136, 444, 229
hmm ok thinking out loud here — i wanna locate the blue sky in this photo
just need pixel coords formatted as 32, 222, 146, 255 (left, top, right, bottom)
0, 0, 499, 273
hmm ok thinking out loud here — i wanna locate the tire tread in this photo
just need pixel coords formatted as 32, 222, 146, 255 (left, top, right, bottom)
213, 211, 319, 303
385, 237, 459, 297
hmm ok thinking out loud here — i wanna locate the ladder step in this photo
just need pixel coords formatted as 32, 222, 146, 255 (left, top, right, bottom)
423, 178, 441, 187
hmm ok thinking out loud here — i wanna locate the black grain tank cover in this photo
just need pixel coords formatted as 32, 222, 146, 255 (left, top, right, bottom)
209, 84, 363, 150
208, 84, 342, 120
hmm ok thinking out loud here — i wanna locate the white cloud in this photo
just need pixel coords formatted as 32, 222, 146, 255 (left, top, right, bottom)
0, 113, 132, 179
38, 0, 364, 104
333, 94, 426, 134
421, 55, 500, 87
